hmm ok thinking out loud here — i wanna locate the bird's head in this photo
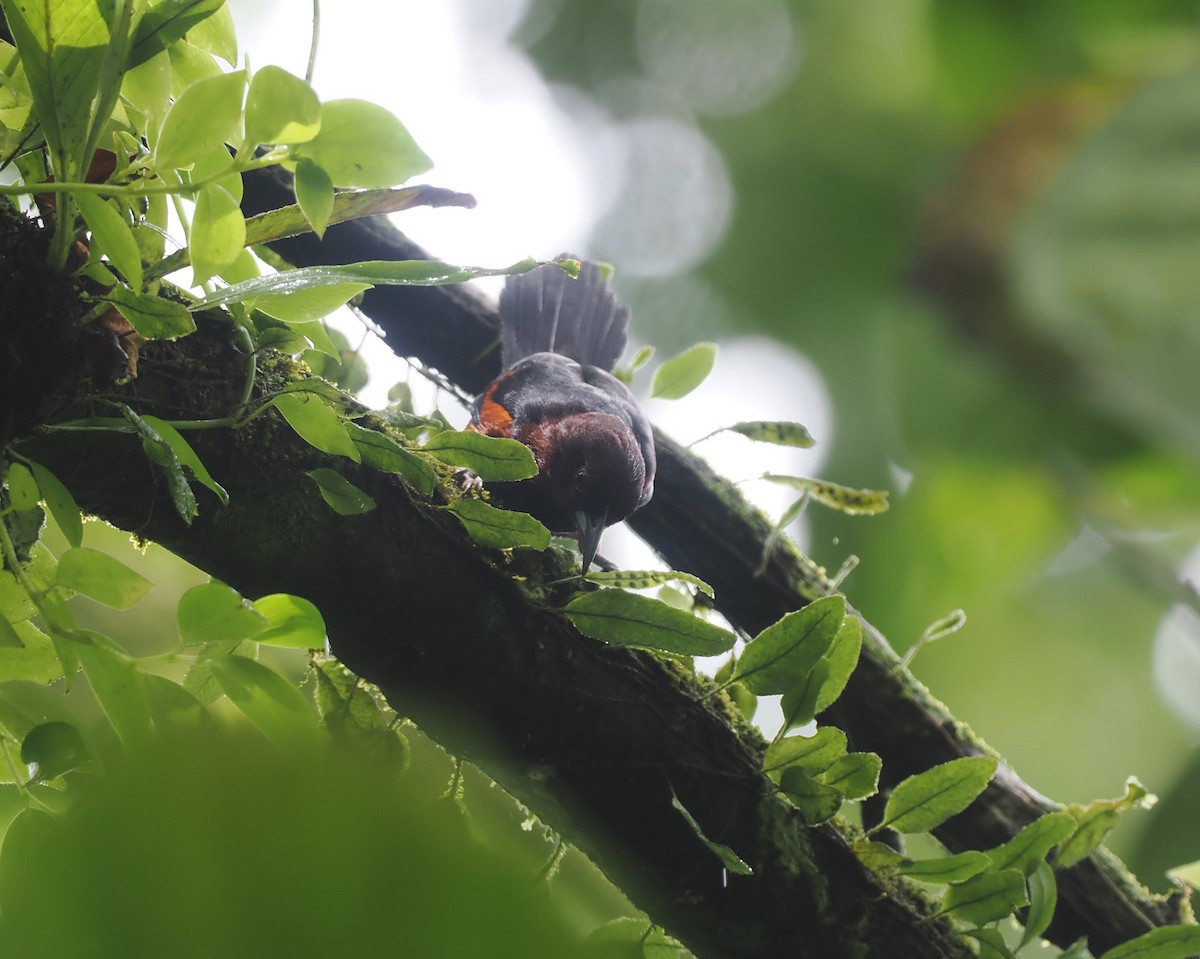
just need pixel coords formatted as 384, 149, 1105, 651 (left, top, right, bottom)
539, 413, 646, 572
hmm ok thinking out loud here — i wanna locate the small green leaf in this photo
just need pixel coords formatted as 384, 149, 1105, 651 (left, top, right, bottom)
585, 568, 714, 598
941, 868, 1028, 926
274, 392, 361, 462
345, 424, 436, 496
987, 811, 1076, 877
252, 593, 326, 649
1057, 778, 1156, 869
122, 406, 198, 524
4, 462, 39, 511
153, 68, 246, 171
1167, 859, 1200, 891
311, 658, 408, 770
447, 497, 551, 550
818, 751, 882, 801
251, 280, 369, 324
122, 48, 173, 122
0, 622, 62, 684
778, 766, 843, 824
1020, 861, 1058, 949
650, 341, 717, 400
880, 756, 998, 835
177, 582, 265, 645
74, 632, 153, 748
423, 430, 538, 481
25, 461, 83, 547
0, 679, 75, 741
106, 285, 196, 339
306, 468, 376, 516
585, 918, 687, 958
815, 615, 862, 713
564, 589, 736, 656
245, 65, 320, 147
129, 0, 227, 68
75, 193, 143, 290
290, 98, 432, 188
56, 547, 153, 609
778, 658, 830, 731
853, 838, 906, 872
191, 182, 246, 286
763, 728, 847, 780
965, 928, 1019, 959
294, 157, 335, 238
184, 1, 237, 63
896, 850, 990, 884
762, 474, 889, 515
209, 654, 316, 746
1098, 925, 1200, 959
20, 721, 88, 780
614, 344, 655, 384
138, 415, 228, 505
144, 674, 211, 733
670, 788, 753, 876
733, 595, 845, 695
725, 420, 816, 448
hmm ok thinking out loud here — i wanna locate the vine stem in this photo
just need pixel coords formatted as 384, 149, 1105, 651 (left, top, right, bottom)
0, 154, 285, 200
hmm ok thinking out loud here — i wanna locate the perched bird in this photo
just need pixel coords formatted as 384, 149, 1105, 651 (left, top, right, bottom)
469, 258, 656, 572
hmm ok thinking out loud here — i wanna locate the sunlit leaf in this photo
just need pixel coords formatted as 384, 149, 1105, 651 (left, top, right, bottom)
1057, 778, 1155, 869
245, 65, 320, 147
733, 595, 845, 695
289, 98, 432, 188
209, 654, 316, 746
423, 430, 538, 482
763, 728, 847, 780
815, 615, 862, 713
880, 756, 998, 835
177, 582, 265, 645
778, 658, 829, 731
25, 461, 83, 547
650, 341, 717, 400
293, 158, 335, 238
74, 632, 153, 748
129, 0, 227, 69
4, 462, 39, 511
75, 193, 143, 290
818, 751, 881, 802
153, 68, 246, 171
564, 589, 735, 656
0, 622, 62, 684
252, 593, 326, 649
56, 547, 152, 609
191, 182, 246, 286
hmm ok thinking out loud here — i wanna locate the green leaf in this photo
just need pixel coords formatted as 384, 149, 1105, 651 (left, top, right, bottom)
74, 632, 153, 748
447, 497, 551, 551
245, 65, 320, 147
4, 461, 39, 511
0, 679, 75, 741
56, 547, 153, 609
422, 430, 538, 481
987, 811, 1076, 877
733, 595, 845, 695
153, 68, 246, 171
896, 850, 990, 884
20, 721, 88, 780
129, 0, 227, 69
252, 593, 326, 649
941, 868, 1028, 926
345, 424, 436, 496
585, 568, 714, 598
293, 158, 335, 238
818, 751, 882, 801
880, 756, 998, 834
1020, 861, 1058, 949
853, 838, 906, 872
311, 658, 408, 770
191, 182, 246, 286
650, 341, 717, 400
1168, 859, 1200, 891
762, 474, 890, 515
177, 582, 265, 645
814, 615, 862, 713
778, 766, 843, 824
725, 420, 816, 448
564, 589, 736, 656
75, 193, 143, 290
122, 406, 198, 524
138, 415, 228, 505
670, 788, 753, 876
290, 98, 432, 188
306, 468, 376, 516
585, 918, 687, 958
209, 654, 315, 746
0, 621, 62, 683
0, 617, 22, 649
144, 673, 211, 733
251, 281, 370, 324
778, 658, 829, 731
106, 285, 196, 339
122, 48, 173, 123
183, 0, 237, 64
1098, 926, 1200, 959
763, 727, 847, 780
273, 392, 360, 462
965, 928, 1019, 959
1057, 778, 1156, 869
25, 461, 83, 547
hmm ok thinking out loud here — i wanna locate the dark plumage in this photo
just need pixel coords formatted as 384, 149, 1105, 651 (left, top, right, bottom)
469, 258, 655, 571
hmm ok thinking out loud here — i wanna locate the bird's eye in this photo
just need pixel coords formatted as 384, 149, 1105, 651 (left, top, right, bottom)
573, 466, 589, 492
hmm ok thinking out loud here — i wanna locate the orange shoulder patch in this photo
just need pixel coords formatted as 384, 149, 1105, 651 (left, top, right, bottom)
471, 379, 514, 436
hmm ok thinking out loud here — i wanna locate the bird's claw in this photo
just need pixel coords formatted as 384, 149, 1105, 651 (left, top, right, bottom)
452, 467, 484, 496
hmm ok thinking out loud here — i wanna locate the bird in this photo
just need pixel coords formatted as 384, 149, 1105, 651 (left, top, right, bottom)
468, 257, 656, 572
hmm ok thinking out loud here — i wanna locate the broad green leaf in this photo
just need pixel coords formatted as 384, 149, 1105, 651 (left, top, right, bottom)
763, 727, 847, 780
725, 420, 816, 448
1098, 926, 1200, 959
106, 285, 196, 339
778, 658, 830, 731
586, 568, 714, 598
853, 838, 906, 872
896, 850, 990, 885
191, 182, 245, 286
189, 258, 540, 312
294, 157, 335, 237
447, 498, 550, 550
252, 593, 326, 649
4, 462, 39, 511
75, 193, 143, 290
1020, 861, 1058, 949
74, 632, 153, 748
56, 547, 152, 609
177, 582, 264, 645
814, 615, 862, 713
306, 468, 376, 516
941, 868, 1028, 926
153, 68, 246, 171
778, 766, 842, 824
290, 98, 432, 188
0, 617, 21, 648
20, 721, 88, 780
311, 658, 409, 770
184, 0, 237, 64
422, 430, 538, 481
129, 0, 227, 68
0, 680, 75, 740
762, 474, 890, 516
188, 141, 243, 201
650, 341, 717, 400
0, 621, 62, 684
209, 654, 316, 746
122, 406, 198, 524
818, 751, 882, 801
345, 424, 436, 496
670, 789, 753, 876
880, 756, 998, 835
138, 415, 228, 505
166, 37, 222, 93
144, 673, 210, 733
585, 918, 688, 959
245, 65, 320, 147
1168, 859, 1200, 891
121, 46, 172, 122
564, 589, 735, 656
987, 811, 1075, 877
733, 595, 845, 695
966, 928, 1019, 959
26, 461, 83, 547
1057, 778, 1156, 869
273, 392, 360, 462
251, 281, 369, 324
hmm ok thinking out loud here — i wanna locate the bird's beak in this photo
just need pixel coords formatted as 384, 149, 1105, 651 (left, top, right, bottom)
575, 510, 607, 574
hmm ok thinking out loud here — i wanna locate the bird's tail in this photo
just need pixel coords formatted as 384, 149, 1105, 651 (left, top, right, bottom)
499, 256, 629, 371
